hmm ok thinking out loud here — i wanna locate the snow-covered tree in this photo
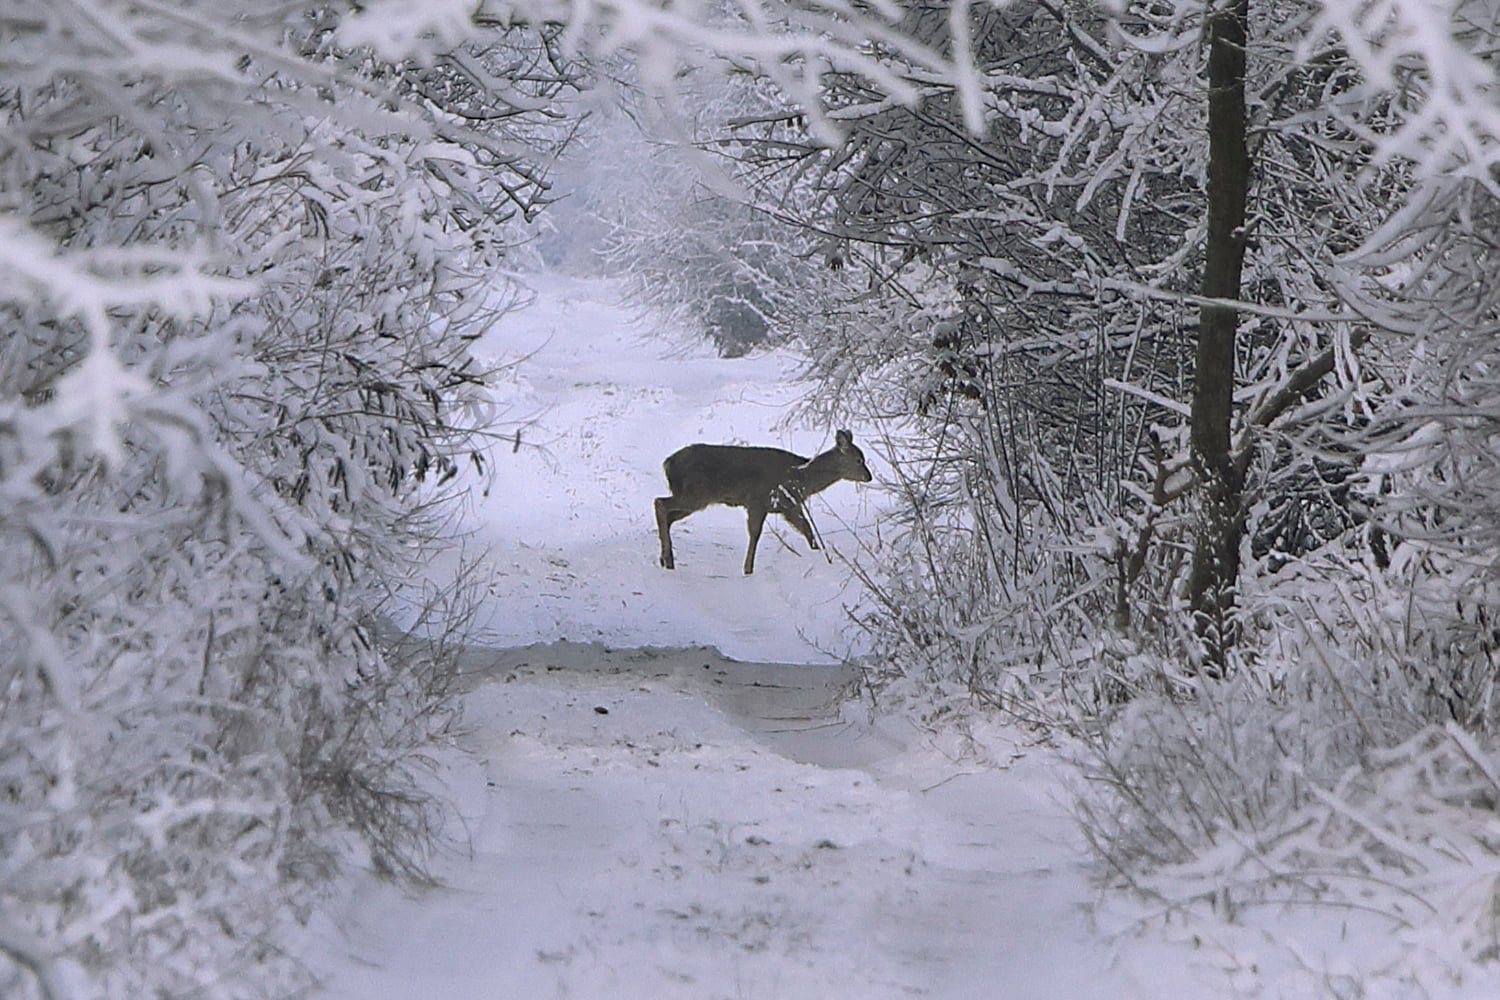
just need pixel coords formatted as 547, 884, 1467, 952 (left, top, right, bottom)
581, 75, 866, 356
0, 4, 578, 996
710, 0, 1460, 673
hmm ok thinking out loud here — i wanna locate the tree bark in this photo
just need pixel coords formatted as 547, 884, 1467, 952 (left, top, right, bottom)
1187, 0, 1251, 673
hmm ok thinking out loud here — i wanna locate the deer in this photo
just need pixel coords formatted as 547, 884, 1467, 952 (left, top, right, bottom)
654, 429, 873, 575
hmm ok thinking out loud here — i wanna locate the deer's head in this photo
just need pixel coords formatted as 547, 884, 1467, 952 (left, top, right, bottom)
831, 429, 873, 483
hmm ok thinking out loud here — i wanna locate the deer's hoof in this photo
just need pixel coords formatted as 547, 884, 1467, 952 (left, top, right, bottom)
660, 556, 675, 570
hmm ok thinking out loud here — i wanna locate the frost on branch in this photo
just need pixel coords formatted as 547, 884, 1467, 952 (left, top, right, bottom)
337, 0, 486, 61
1311, 0, 1500, 178
343, 0, 995, 140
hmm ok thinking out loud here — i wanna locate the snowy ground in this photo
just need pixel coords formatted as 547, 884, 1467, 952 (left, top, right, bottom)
297, 275, 1460, 999
305, 641, 1208, 1000
421, 270, 877, 664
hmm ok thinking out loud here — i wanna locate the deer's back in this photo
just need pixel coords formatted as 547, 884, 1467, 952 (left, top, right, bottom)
663, 444, 806, 507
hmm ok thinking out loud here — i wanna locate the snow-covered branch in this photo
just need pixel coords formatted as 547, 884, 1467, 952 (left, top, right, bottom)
342, 0, 995, 139
1312, 0, 1500, 179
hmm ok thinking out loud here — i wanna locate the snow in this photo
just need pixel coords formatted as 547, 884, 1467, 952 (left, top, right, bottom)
426, 271, 877, 664
304, 642, 1208, 999
296, 273, 1289, 998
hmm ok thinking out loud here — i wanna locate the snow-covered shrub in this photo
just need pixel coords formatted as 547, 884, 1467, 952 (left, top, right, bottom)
1075, 547, 1500, 983
846, 414, 1125, 718
585, 76, 858, 358
0, 4, 573, 997
605, 182, 785, 355
1057, 159, 1500, 998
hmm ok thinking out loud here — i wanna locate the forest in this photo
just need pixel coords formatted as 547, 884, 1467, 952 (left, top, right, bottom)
5, 0, 1500, 996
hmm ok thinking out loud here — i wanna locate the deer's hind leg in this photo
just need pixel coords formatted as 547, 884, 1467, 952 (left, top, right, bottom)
655, 496, 692, 569
743, 505, 768, 575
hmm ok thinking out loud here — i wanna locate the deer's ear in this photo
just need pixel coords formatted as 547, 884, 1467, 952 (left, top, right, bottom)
835, 429, 853, 448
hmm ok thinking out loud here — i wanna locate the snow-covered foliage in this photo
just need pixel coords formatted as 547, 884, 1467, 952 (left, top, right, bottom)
345, 0, 995, 140
0, 3, 576, 997
1073, 35, 1500, 983
1310, 0, 1500, 177
1078, 551, 1500, 987
586, 77, 870, 357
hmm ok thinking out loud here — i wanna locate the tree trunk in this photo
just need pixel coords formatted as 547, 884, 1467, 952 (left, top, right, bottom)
1187, 0, 1251, 673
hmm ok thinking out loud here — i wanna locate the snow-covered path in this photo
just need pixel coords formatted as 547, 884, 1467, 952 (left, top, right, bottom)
309, 643, 1202, 1000
423, 271, 877, 664
304, 275, 1214, 999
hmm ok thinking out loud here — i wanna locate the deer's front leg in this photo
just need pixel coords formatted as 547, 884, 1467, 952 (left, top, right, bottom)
744, 505, 768, 575
780, 504, 818, 550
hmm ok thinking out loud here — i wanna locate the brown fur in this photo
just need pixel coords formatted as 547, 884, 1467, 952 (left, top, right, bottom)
654, 430, 872, 574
